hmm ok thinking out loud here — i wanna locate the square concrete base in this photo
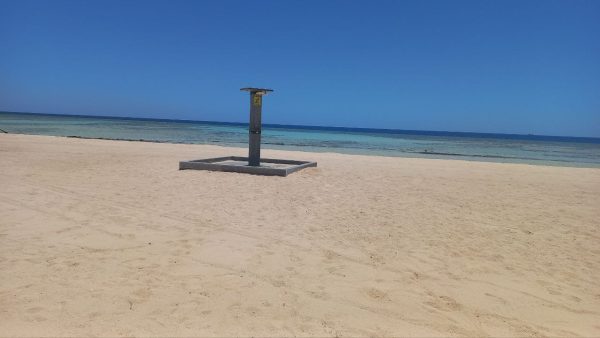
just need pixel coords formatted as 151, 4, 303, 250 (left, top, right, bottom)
179, 156, 317, 177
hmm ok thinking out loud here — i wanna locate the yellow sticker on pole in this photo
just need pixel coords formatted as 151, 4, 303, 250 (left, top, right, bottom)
253, 95, 262, 106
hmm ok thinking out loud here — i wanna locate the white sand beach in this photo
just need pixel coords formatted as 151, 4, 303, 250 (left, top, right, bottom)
1, 133, 599, 336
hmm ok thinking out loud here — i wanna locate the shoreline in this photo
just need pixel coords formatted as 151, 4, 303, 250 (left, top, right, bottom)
1, 133, 599, 336
3, 131, 600, 169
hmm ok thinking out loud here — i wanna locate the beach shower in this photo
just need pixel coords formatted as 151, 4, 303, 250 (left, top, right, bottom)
240, 87, 273, 166
179, 88, 317, 176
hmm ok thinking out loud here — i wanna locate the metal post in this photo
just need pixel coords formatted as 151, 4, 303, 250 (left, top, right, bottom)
241, 87, 273, 166
248, 92, 262, 166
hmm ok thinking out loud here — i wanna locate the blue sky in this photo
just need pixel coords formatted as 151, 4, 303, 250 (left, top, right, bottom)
1, 0, 599, 137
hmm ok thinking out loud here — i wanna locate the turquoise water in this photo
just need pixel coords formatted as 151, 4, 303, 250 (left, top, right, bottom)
1, 112, 600, 168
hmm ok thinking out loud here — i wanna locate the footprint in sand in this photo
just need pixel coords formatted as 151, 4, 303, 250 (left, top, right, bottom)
246, 306, 260, 316
366, 288, 389, 301
26, 307, 44, 313
426, 294, 462, 311
32, 315, 47, 322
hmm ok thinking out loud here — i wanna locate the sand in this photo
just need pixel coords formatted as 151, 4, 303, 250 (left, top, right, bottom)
0, 133, 599, 337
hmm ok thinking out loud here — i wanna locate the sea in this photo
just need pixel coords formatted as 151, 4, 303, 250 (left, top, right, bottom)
1, 111, 599, 168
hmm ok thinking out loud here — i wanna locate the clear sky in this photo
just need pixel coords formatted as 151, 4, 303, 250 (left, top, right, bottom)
1, 0, 599, 137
